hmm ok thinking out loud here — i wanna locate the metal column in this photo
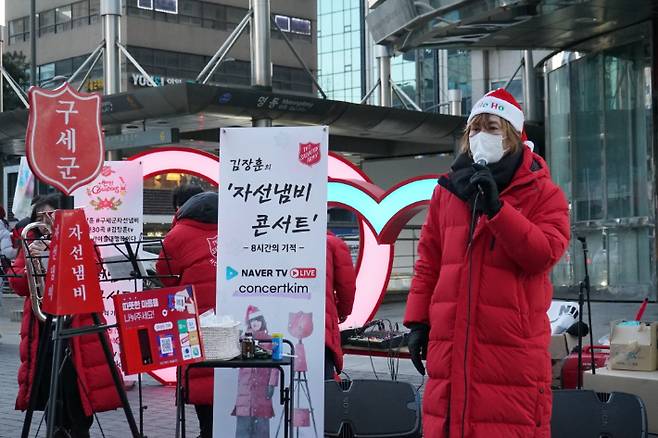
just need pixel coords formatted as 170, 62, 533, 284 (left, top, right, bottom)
30, 0, 36, 86
102, 0, 122, 96
376, 45, 391, 107
251, 0, 272, 127
102, 0, 122, 160
1, 25, 4, 112
523, 50, 539, 122
448, 89, 462, 116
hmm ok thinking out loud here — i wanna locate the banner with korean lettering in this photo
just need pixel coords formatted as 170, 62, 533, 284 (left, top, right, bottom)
215, 127, 328, 438
41, 209, 104, 315
74, 161, 144, 379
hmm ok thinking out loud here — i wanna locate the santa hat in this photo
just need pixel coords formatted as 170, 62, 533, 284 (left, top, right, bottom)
245, 305, 263, 323
468, 88, 534, 151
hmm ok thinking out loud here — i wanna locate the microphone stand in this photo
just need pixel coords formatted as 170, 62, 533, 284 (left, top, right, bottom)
576, 236, 596, 389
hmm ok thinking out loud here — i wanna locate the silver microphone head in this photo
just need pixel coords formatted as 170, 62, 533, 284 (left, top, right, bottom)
476, 159, 488, 166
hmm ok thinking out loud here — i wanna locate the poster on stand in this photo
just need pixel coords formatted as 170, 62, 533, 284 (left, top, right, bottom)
215, 126, 328, 438
74, 160, 144, 379
113, 285, 204, 375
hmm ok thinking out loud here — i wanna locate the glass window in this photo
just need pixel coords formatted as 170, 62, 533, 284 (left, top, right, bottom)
571, 55, 604, 221
39, 63, 55, 83
275, 15, 290, 32
55, 58, 73, 77
90, 0, 101, 23
291, 18, 311, 35
39, 9, 56, 35
8, 17, 28, 44
72, 1, 90, 27
138, 0, 154, 9
226, 6, 246, 27
56, 5, 73, 33
179, 0, 201, 25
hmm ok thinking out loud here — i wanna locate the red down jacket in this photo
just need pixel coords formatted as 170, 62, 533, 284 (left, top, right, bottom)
11, 251, 122, 416
404, 147, 570, 438
325, 233, 356, 373
156, 192, 218, 406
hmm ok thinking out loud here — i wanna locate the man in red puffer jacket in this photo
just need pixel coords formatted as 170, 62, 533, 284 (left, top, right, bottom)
325, 232, 356, 379
156, 191, 218, 438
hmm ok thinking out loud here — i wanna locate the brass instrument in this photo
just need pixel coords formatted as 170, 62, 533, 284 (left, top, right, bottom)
21, 222, 51, 323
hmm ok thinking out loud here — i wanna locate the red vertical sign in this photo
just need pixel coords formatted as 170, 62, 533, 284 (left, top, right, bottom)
41, 209, 104, 315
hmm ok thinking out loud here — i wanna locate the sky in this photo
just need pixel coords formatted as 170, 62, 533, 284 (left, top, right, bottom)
0, 0, 5, 27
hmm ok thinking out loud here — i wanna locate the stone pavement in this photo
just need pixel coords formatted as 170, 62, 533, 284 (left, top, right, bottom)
0, 303, 421, 438
1, 300, 657, 437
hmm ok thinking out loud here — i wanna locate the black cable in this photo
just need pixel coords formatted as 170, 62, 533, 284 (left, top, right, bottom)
461, 193, 480, 438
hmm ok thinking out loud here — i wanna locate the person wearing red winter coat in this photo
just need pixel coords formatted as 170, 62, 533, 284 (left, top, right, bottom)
325, 232, 356, 379
404, 89, 570, 438
11, 194, 122, 438
155, 191, 218, 438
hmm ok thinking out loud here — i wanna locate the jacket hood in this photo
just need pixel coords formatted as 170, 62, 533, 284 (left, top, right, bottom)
176, 192, 218, 224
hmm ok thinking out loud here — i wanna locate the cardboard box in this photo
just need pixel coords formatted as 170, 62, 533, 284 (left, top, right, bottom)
609, 321, 658, 371
584, 367, 658, 433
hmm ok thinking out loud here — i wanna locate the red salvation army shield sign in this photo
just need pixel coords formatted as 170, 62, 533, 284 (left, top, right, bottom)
26, 84, 104, 195
298, 142, 321, 166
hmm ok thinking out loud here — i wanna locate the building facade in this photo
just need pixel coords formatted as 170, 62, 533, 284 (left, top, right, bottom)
2, 0, 317, 232
5, 0, 316, 94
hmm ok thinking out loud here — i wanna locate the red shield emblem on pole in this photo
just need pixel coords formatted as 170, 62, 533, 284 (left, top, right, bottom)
25, 84, 105, 195
298, 142, 321, 167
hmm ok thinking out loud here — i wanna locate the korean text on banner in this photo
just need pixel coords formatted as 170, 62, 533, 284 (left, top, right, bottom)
113, 286, 205, 375
41, 209, 104, 315
74, 161, 144, 379
214, 126, 328, 438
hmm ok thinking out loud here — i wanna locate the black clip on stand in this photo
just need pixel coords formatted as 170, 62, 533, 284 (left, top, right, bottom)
94, 238, 179, 438
18, 238, 141, 438
576, 236, 597, 389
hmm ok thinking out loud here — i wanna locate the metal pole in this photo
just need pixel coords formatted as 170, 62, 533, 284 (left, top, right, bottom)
523, 50, 539, 121
1, 25, 4, 112
102, 0, 121, 161
30, 0, 36, 86
376, 45, 391, 107
250, 0, 272, 127
102, 0, 121, 95
448, 88, 462, 116
197, 9, 251, 83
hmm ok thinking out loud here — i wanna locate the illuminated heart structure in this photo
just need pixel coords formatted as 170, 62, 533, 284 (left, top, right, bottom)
128, 147, 438, 384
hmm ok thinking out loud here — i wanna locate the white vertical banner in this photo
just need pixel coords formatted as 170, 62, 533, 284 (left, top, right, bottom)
12, 157, 35, 220
215, 127, 328, 438
73, 161, 144, 380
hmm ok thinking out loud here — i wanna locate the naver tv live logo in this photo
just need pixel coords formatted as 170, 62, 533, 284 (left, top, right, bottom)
226, 266, 239, 280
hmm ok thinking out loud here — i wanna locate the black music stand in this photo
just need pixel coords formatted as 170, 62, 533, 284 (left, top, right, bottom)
576, 236, 596, 389
94, 238, 179, 438
16, 234, 142, 438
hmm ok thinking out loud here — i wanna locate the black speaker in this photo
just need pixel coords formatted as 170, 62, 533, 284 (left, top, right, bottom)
325, 379, 421, 438
551, 390, 648, 438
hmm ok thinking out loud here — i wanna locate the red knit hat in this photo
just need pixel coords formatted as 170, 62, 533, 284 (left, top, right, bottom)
245, 305, 263, 323
468, 88, 534, 150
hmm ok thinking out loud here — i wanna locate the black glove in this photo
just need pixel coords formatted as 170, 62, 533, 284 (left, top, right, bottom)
407, 323, 429, 376
266, 385, 275, 400
469, 164, 501, 218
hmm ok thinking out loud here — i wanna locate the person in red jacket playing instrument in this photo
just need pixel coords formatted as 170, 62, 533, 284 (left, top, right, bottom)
155, 191, 218, 438
405, 89, 570, 438
325, 232, 356, 379
10, 194, 123, 438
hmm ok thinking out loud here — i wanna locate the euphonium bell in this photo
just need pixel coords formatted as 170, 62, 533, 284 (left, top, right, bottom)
21, 222, 51, 323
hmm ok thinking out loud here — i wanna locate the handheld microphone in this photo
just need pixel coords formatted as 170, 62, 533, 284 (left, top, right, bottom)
473, 158, 487, 196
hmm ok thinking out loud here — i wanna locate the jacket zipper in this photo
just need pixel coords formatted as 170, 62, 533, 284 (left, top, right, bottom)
461, 206, 481, 438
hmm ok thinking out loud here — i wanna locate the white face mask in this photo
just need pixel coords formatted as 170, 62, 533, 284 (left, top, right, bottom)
469, 132, 505, 165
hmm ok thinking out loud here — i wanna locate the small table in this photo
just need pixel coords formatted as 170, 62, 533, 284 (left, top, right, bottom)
176, 355, 295, 438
